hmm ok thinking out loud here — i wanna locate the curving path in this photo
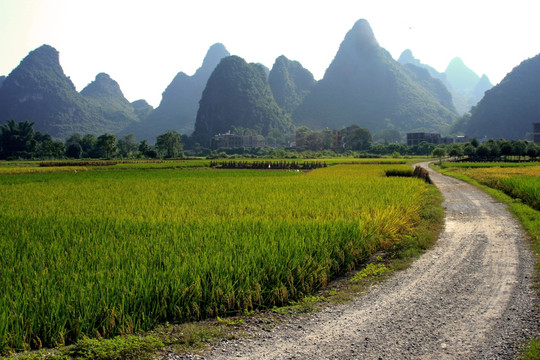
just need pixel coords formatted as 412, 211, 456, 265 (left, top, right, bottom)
175, 163, 539, 359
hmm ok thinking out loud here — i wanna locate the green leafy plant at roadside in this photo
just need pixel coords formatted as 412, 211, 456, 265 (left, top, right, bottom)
0, 350, 69, 360
350, 263, 391, 283
67, 335, 163, 360
519, 338, 540, 360
148, 322, 232, 354
217, 317, 244, 326
0, 335, 163, 360
273, 296, 327, 314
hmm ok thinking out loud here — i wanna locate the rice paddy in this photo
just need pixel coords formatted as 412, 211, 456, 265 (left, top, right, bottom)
442, 164, 540, 211
0, 163, 430, 353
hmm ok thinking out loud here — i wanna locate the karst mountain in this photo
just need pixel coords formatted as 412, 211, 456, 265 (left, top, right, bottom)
460, 53, 540, 139
292, 19, 457, 134
124, 43, 230, 140
1, 19, 535, 143
192, 55, 292, 146
0, 45, 143, 138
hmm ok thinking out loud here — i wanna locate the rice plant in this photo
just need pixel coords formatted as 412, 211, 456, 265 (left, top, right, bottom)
0, 165, 429, 352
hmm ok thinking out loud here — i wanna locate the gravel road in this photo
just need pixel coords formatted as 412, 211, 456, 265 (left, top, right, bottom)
171, 163, 539, 359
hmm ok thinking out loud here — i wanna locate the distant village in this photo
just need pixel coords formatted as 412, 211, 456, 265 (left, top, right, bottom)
212, 122, 540, 151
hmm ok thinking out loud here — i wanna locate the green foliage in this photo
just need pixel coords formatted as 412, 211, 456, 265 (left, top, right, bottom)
431, 147, 446, 159
95, 134, 117, 159
67, 335, 163, 360
0, 120, 36, 159
448, 143, 464, 158
34, 133, 65, 159
155, 130, 183, 158
350, 263, 391, 283
342, 125, 372, 151
116, 135, 138, 158
65, 143, 82, 159
519, 338, 540, 360
417, 141, 435, 156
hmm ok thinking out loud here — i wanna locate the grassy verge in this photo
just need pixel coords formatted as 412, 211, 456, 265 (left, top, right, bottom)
434, 165, 540, 360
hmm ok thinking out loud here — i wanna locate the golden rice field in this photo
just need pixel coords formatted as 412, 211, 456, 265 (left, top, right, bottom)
0, 163, 430, 352
446, 165, 540, 211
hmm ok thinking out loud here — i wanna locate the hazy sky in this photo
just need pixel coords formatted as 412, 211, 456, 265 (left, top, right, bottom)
1, 0, 539, 107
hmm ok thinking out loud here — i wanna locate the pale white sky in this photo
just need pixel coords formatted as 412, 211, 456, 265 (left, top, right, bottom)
1, 0, 539, 107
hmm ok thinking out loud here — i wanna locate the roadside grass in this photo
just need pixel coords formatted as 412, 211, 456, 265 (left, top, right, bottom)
435, 165, 540, 360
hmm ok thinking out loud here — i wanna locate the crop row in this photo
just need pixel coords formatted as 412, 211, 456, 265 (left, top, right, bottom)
0, 164, 428, 352
447, 165, 540, 211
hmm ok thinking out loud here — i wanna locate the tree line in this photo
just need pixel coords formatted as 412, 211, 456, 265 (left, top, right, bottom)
1, 119, 538, 161
429, 138, 539, 162
0, 120, 183, 160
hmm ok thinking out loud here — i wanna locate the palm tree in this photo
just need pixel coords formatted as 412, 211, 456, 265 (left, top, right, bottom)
0, 120, 36, 159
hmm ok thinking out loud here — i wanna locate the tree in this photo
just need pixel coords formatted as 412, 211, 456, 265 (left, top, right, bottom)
66, 143, 83, 159
36, 139, 65, 158
95, 133, 117, 158
432, 147, 446, 164
138, 140, 157, 158
512, 140, 527, 161
0, 120, 36, 159
343, 125, 372, 151
117, 134, 138, 158
417, 141, 436, 156
65, 134, 82, 148
525, 143, 538, 161
80, 134, 97, 158
463, 143, 476, 158
485, 139, 500, 160
156, 130, 183, 158
295, 126, 311, 151
500, 141, 513, 161
476, 144, 490, 160
448, 143, 463, 159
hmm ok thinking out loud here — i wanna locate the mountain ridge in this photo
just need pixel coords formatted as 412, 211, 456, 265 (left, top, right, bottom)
462, 53, 540, 140
268, 55, 316, 114
293, 19, 457, 134
0, 45, 143, 138
193, 55, 292, 146
123, 43, 230, 140
398, 50, 493, 114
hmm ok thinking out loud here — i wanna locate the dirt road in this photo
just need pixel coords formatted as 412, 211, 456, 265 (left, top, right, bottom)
176, 163, 539, 359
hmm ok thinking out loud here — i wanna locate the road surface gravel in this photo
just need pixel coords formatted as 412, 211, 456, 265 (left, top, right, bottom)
169, 163, 539, 359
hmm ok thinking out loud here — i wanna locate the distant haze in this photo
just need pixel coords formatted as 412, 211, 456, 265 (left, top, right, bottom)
1, 0, 539, 107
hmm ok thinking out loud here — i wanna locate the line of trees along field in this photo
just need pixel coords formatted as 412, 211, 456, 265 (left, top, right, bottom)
0, 120, 183, 160
1, 119, 538, 161
430, 137, 539, 162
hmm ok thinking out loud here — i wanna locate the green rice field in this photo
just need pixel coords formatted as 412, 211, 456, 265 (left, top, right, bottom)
0, 163, 430, 352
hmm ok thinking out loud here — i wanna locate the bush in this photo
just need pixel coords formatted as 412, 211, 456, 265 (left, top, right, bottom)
413, 166, 432, 184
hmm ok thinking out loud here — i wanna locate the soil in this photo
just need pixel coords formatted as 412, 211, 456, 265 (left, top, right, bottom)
165, 163, 539, 359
